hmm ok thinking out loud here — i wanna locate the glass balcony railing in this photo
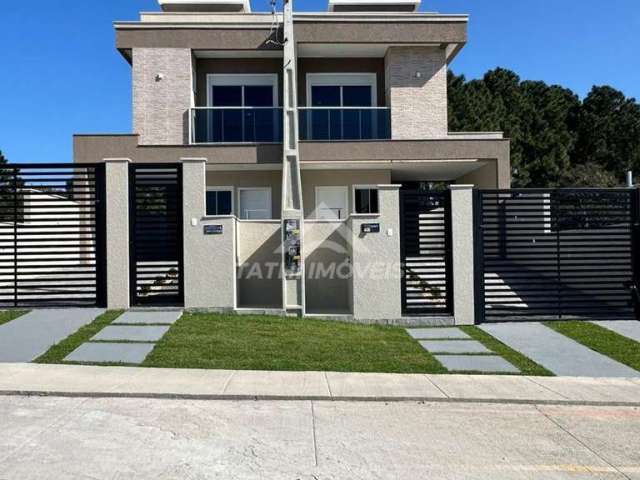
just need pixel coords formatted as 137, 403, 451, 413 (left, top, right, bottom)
298, 107, 391, 141
189, 107, 391, 144
191, 107, 283, 144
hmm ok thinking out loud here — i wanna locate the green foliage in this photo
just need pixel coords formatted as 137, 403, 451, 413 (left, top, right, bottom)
0, 150, 6, 164
448, 69, 640, 187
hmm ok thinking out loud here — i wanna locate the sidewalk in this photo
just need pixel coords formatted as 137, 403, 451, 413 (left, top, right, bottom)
1, 363, 640, 405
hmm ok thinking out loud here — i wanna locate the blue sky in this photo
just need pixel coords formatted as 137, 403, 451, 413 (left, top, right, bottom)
0, 0, 638, 163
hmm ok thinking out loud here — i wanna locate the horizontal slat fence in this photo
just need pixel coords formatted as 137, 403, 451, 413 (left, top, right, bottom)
0, 163, 106, 307
475, 189, 637, 322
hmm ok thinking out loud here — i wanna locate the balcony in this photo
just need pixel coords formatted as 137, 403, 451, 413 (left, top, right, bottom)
189, 107, 391, 144
191, 107, 283, 144
299, 108, 391, 141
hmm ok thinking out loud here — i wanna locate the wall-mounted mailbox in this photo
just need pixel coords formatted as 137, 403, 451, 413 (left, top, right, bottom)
361, 223, 380, 234
283, 219, 301, 275
203, 224, 223, 235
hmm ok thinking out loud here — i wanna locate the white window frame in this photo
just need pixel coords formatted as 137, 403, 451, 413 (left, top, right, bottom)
352, 184, 380, 215
237, 187, 273, 220
305, 73, 377, 107
205, 186, 234, 216
314, 186, 349, 220
206, 74, 279, 107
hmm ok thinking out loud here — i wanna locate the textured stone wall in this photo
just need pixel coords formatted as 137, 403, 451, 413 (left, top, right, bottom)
385, 46, 448, 140
133, 48, 193, 145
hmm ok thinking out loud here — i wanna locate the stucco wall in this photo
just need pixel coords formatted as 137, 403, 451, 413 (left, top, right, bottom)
301, 170, 391, 218
350, 185, 402, 320
450, 185, 475, 324
304, 220, 351, 314
385, 46, 448, 140
133, 48, 193, 145
182, 160, 236, 309
236, 221, 283, 308
105, 160, 130, 309
205, 170, 282, 219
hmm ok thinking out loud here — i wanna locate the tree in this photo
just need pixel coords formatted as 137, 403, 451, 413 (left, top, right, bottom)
573, 86, 640, 179
448, 69, 640, 188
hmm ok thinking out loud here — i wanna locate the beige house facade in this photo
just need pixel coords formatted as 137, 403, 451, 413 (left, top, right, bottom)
74, 0, 511, 325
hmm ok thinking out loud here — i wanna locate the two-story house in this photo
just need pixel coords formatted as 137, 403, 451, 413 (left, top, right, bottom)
73, 0, 510, 325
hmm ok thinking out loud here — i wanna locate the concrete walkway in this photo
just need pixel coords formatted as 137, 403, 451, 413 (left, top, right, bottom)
406, 327, 520, 373
592, 320, 640, 343
1, 363, 640, 405
480, 322, 640, 378
0, 309, 104, 363
65, 310, 182, 365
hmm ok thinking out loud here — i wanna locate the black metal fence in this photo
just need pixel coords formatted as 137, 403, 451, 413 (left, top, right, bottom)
400, 190, 453, 316
129, 164, 184, 306
475, 188, 638, 322
0, 163, 106, 307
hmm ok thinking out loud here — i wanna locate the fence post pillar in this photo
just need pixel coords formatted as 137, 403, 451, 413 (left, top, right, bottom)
450, 185, 475, 325
104, 158, 130, 309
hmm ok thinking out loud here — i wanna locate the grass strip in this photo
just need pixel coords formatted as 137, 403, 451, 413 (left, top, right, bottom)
143, 312, 447, 373
546, 321, 640, 373
0, 310, 29, 327
35, 310, 125, 364
460, 326, 554, 376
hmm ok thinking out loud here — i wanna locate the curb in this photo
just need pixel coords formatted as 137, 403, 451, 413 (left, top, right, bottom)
2, 390, 640, 407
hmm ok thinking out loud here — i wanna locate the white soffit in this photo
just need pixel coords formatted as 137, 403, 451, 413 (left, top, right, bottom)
158, 0, 251, 13
328, 0, 421, 13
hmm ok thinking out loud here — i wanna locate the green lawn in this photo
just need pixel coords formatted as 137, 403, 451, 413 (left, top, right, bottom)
35, 310, 124, 364
0, 310, 29, 326
460, 326, 554, 376
546, 321, 640, 373
143, 313, 447, 373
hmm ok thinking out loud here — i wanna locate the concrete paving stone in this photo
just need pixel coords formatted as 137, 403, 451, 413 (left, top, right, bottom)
592, 320, 640, 343
480, 322, 640, 378
91, 325, 170, 342
325, 372, 446, 399
64, 343, 156, 365
427, 374, 565, 401
0, 309, 105, 363
529, 376, 640, 403
406, 327, 470, 340
434, 355, 520, 374
420, 340, 491, 354
223, 370, 330, 397
113, 310, 183, 325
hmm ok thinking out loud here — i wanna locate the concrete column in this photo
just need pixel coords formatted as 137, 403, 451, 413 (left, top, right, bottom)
450, 185, 475, 325
104, 158, 130, 309
350, 185, 402, 321
181, 158, 236, 310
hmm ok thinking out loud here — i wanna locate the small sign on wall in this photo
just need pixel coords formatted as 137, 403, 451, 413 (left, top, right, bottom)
361, 223, 380, 234
203, 224, 223, 235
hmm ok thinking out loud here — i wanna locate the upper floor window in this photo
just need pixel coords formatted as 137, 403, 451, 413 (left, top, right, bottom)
204, 74, 280, 143
207, 74, 278, 107
306, 73, 377, 107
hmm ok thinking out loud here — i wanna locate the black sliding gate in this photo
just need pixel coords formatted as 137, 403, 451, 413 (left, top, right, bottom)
475, 189, 639, 322
400, 190, 453, 316
0, 163, 106, 307
129, 164, 184, 306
